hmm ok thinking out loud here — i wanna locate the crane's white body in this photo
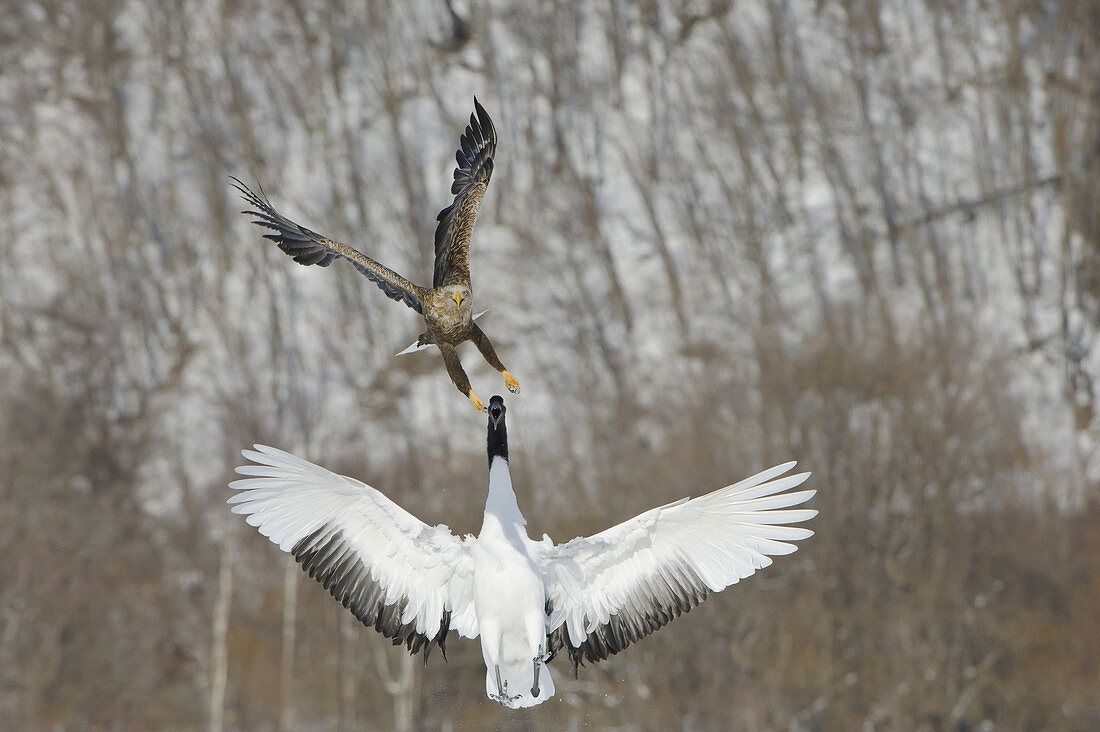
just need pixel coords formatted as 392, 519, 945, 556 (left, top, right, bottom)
229, 439, 816, 709
472, 457, 554, 707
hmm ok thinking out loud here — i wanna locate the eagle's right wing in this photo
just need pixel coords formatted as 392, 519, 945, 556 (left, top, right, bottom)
233, 178, 425, 313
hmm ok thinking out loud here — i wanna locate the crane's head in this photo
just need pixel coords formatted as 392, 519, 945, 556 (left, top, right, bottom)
488, 395, 506, 429
487, 395, 508, 465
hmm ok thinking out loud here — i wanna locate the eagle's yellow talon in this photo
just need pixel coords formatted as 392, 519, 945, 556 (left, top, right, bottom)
469, 391, 486, 412
503, 371, 520, 394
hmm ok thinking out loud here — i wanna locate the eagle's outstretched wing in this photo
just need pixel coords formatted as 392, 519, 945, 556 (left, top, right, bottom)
432, 98, 497, 289
541, 462, 815, 675
229, 445, 480, 659
232, 178, 425, 314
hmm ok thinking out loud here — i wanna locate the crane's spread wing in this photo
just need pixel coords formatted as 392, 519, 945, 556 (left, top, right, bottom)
232, 178, 425, 314
541, 462, 815, 675
229, 445, 478, 660
432, 98, 497, 288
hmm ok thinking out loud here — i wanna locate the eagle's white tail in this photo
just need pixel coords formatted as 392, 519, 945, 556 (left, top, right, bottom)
485, 658, 555, 709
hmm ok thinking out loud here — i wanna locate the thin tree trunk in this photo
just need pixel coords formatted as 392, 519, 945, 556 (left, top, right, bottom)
338, 612, 361, 730
279, 555, 299, 731
376, 645, 417, 732
209, 532, 234, 732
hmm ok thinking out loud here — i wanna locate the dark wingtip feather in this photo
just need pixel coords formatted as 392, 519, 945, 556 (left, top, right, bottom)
472, 96, 488, 127
228, 175, 251, 197
438, 617, 450, 661
291, 527, 450, 665
473, 97, 496, 145
231, 179, 278, 220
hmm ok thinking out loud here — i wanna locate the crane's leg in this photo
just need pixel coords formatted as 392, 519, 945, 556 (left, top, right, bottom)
531, 655, 541, 698
488, 665, 521, 706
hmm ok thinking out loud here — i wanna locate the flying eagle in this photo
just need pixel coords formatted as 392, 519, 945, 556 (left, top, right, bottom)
231, 99, 516, 412
229, 396, 817, 708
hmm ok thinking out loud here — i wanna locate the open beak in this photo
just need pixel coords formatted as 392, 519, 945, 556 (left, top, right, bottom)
490, 405, 503, 427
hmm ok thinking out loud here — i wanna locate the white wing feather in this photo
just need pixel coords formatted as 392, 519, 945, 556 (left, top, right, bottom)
543, 462, 815, 649
229, 445, 479, 640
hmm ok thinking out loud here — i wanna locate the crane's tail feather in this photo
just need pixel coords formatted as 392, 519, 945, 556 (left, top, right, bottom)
485, 661, 555, 709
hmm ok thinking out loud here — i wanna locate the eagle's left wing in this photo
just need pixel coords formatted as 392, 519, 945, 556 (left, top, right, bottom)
432, 98, 497, 288
541, 462, 815, 675
229, 445, 478, 659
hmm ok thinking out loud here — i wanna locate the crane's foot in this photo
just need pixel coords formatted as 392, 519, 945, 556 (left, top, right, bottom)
503, 370, 520, 394
489, 667, 521, 706
489, 689, 522, 706
469, 391, 486, 412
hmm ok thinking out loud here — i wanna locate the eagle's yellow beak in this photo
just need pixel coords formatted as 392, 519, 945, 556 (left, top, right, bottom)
452, 292, 465, 309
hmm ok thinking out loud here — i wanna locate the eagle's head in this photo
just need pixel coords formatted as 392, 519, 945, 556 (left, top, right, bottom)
442, 284, 472, 314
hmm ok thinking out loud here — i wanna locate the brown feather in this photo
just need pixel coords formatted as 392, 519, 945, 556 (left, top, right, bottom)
433, 98, 497, 288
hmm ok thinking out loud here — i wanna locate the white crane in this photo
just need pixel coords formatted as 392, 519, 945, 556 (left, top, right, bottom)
229, 396, 816, 708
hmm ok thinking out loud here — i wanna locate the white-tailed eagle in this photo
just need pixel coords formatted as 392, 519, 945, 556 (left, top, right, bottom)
232, 99, 515, 412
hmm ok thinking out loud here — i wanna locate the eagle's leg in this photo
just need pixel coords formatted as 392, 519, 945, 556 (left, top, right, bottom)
439, 342, 485, 412
471, 323, 519, 394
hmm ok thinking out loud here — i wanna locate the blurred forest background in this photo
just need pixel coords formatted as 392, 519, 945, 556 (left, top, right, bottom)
2, 0, 1099, 729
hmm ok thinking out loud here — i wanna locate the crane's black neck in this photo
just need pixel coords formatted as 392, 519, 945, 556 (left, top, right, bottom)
487, 396, 508, 466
